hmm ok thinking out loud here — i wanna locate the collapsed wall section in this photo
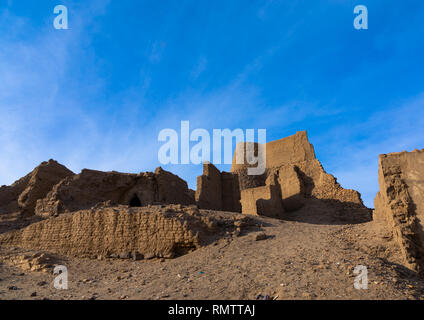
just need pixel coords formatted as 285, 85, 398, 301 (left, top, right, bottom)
0, 160, 74, 216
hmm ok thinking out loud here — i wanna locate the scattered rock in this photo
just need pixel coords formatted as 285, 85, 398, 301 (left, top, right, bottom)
131, 251, 144, 261
3, 252, 57, 273
119, 252, 131, 259
144, 253, 156, 260
254, 232, 267, 241
256, 294, 271, 300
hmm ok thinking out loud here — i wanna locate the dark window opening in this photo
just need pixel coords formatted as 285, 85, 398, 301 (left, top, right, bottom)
129, 194, 142, 207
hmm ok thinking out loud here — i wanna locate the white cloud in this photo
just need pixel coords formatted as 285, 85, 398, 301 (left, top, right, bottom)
0, 1, 115, 184
316, 93, 424, 207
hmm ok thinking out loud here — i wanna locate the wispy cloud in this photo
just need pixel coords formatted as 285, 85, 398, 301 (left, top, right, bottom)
315, 93, 424, 207
0, 1, 115, 183
1, 0, 423, 207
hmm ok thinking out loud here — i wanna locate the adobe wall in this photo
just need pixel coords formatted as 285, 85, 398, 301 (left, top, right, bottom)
221, 172, 241, 213
230, 131, 316, 173
240, 173, 284, 218
35, 167, 195, 217
195, 163, 241, 212
196, 163, 222, 210
374, 149, 424, 273
229, 131, 366, 217
0, 205, 219, 259
265, 130, 316, 168
275, 165, 305, 212
155, 167, 196, 205
0, 205, 255, 259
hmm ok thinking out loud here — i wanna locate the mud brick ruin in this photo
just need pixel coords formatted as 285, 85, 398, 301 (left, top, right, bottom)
0, 131, 423, 275
35, 166, 195, 218
0, 204, 254, 259
196, 131, 364, 218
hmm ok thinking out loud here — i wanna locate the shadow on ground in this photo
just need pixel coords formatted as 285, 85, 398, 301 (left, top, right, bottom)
282, 198, 372, 226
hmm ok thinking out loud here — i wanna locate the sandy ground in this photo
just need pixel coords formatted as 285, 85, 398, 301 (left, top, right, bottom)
1, 200, 424, 300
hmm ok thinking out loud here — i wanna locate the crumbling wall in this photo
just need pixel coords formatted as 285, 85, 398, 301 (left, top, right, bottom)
196, 163, 223, 210
230, 131, 365, 217
230, 131, 315, 173
282, 159, 363, 206
240, 173, 284, 218
275, 165, 305, 212
196, 163, 241, 212
221, 172, 241, 213
0, 205, 249, 259
35, 167, 195, 217
374, 149, 424, 273
265, 131, 316, 168
155, 167, 196, 204
0, 160, 74, 216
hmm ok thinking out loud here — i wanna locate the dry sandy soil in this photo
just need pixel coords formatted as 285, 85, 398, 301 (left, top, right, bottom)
1, 200, 424, 300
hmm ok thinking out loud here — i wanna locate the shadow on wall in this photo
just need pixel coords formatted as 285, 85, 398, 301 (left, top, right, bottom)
250, 166, 372, 225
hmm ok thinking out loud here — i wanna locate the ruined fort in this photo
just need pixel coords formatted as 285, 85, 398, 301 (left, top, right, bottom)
1, 131, 423, 278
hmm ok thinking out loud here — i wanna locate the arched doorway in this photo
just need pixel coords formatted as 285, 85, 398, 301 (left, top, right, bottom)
129, 194, 142, 207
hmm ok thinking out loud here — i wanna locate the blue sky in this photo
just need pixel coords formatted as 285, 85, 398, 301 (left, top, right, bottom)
1, 0, 424, 207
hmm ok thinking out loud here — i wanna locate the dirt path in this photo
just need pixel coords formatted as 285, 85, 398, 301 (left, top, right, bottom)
1, 202, 424, 300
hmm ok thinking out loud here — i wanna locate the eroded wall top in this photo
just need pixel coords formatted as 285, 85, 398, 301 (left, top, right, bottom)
231, 131, 316, 172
